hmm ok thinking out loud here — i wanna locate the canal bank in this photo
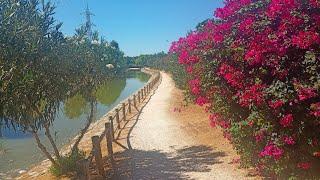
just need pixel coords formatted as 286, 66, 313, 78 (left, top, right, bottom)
15, 68, 159, 180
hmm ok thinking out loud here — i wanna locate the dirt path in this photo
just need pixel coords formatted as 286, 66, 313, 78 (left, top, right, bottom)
19, 71, 259, 180
108, 72, 259, 180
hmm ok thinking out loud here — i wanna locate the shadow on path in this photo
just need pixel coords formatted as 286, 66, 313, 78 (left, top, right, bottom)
90, 75, 226, 179
103, 145, 225, 179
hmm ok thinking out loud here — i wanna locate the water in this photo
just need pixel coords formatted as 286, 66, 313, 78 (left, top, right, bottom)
0, 72, 150, 177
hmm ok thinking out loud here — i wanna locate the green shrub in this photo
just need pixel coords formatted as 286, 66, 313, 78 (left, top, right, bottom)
49, 150, 86, 177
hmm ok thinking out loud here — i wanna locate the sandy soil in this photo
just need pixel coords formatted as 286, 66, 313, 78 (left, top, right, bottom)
18, 71, 259, 180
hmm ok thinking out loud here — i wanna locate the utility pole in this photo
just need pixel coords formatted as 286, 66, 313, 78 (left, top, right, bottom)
82, 3, 94, 40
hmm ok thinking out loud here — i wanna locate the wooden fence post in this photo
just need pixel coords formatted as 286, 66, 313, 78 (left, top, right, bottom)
128, 99, 132, 113
122, 103, 126, 122
109, 116, 114, 140
115, 108, 120, 129
133, 94, 136, 107
92, 136, 105, 177
105, 123, 114, 167
140, 90, 142, 100
141, 89, 144, 99
138, 91, 141, 103
77, 159, 90, 180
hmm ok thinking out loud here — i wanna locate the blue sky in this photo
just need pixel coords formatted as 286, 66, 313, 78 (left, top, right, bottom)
53, 0, 224, 56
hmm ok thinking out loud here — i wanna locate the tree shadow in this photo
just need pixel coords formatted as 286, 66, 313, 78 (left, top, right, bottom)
86, 77, 227, 179
102, 145, 225, 179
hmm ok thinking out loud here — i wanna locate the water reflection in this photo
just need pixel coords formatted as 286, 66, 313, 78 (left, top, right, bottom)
94, 79, 126, 106
64, 93, 89, 119
0, 127, 32, 139
63, 78, 126, 120
127, 71, 150, 82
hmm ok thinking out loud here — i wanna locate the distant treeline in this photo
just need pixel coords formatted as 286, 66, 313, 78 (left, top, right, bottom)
126, 52, 187, 89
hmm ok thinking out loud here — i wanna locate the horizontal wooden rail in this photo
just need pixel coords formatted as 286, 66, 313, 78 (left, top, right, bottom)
77, 69, 161, 179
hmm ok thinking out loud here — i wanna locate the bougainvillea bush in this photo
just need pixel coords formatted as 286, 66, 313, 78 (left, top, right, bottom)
170, 0, 320, 178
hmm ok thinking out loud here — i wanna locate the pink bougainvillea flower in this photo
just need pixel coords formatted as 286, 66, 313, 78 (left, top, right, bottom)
297, 162, 312, 170
178, 50, 189, 64
268, 100, 284, 109
267, 0, 297, 18
215, 22, 232, 33
189, 55, 200, 64
260, 142, 284, 160
186, 66, 193, 74
239, 17, 254, 32
238, 84, 265, 107
283, 136, 295, 145
279, 114, 294, 128
209, 113, 231, 130
209, 113, 221, 128
310, 0, 320, 7
223, 132, 232, 141
292, 31, 320, 49
191, 86, 200, 95
218, 63, 244, 89
220, 120, 231, 129
297, 87, 317, 101
244, 48, 264, 65
196, 96, 208, 106
213, 33, 224, 43
189, 78, 201, 95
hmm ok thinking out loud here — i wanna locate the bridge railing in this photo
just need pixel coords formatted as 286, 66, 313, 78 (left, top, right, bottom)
76, 69, 161, 179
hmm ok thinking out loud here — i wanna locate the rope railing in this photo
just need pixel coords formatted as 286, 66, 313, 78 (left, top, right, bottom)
77, 69, 161, 179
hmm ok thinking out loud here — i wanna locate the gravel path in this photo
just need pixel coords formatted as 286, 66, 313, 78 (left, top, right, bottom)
109, 72, 259, 180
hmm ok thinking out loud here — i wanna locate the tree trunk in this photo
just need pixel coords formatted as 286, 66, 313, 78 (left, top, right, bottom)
31, 130, 59, 167
71, 101, 95, 152
44, 124, 61, 159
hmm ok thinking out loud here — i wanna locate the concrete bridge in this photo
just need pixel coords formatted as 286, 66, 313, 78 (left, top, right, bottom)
127, 66, 142, 71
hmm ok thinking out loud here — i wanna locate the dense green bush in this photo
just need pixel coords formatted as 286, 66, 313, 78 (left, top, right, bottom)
49, 150, 86, 177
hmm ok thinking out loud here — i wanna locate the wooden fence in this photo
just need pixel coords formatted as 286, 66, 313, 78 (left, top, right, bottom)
76, 69, 161, 179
